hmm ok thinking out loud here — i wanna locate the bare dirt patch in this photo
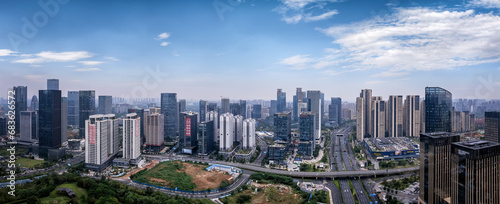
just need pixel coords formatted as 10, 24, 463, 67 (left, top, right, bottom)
182, 162, 231, 190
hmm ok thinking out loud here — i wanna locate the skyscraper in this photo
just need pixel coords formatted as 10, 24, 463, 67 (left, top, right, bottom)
79, 90, 95, 138
293, 88, 304, 122
128, 108, 145, 144
144, 107, 164, 152
329, 97, 342, 125
251, 104, 261, 119
307, 90, 322, 139
404, 95, 421, 137
84, 114, 119, 171
274, 112, 291, 141
61, 97, 68, 144
198, 120, 215, 155
199, 100, 208, 122
179, 111, 198, 154
271, 99, 278, 117
161, 93, 178, 139
221, 98, 230, 114
219, 113, 235, 151
38, 89, 62, 158
387, 95, 403, 137
207, 103, 217, 112
425, 87, 452, 133
67, 91, 79, 127
30, 95, 38, 111
230, 103, 241, 116
239, 100, 247, 119
47, 79, 59, 90
13, 86, 27, 134
178, 99, 186, 113
277, 89, 286, 113
206, 111, 219, 143
371, 96, 385, 138
123, 113, 141, 161
485, 111, 500, 143
20, 111, 37, 142
356, 89, 372, 141
98, 95, 112, 114
242, 118, 256, 149
419, 132, 459, 204
234, 115, 243, 142
298, 112, 315, 158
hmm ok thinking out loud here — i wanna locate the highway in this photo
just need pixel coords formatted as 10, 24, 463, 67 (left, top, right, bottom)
252, 136, 268, 165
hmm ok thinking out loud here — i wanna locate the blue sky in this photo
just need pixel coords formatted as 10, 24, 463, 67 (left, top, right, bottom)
1, 0, 500, 102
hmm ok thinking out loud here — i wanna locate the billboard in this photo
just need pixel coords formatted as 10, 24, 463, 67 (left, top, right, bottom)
185, 117, 191, 136
89, 124, 96, 145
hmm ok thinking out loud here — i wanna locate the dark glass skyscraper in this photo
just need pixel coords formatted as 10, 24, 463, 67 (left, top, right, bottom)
198, 120, 214, 155
207, 103, 217, 112
425, 87, 452, 133
298, 112, 315, 157
13, 86, 27, 134
79, 90, 95, 138
485, 111, 500, 143
239, 100, 247, 119
98, 95, 112, 114
274, 112, 291, 141
179, 112, 198, 154
251, 104, 261, 119
277, 89, 286, 113
199, 100, 208, 122
329, 97, 342, 125
161, 93, 178, 139
230, 103, 241, 116
67, 91, 79, 127
38, 90, 62, 158
221, 98, 230, 114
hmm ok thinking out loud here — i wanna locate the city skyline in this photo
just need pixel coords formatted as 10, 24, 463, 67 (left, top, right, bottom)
1, 0, 500, 100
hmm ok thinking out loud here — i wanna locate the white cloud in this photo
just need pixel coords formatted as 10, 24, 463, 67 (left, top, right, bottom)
0, 49, 15, 56
471, 0, 500, 8
78, 61, 104, 66
24, 75, 43, 81
280, 0, 339, 10
283, 14, 303, 24
305, 10, 339, 22
371, 71, 410, 78
172, 51, 180, 57
279, 54, 314, 69
317, 8, 500, 71
74, 68, 101, 72
160, 42, 170, 46
365, 81, 388, 85
276, 0, 341, 24
12, 51, 93, 64
104, 56, 119, 61
156, 32, 170, 40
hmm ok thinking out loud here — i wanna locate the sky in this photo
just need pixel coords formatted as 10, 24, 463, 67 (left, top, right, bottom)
1, 0, 500, 102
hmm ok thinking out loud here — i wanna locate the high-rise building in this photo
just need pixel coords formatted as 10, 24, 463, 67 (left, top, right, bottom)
419, 132, 459, 204
178, 99, 186, 116
0, 116, 7, 137
221, 98, 230, 114
371, 96, 385, 138
342, 108, 352, 121
198, 120, 215, 155
298, 112, 315, 158
252, 104, 262, 119
404, 95, 420, 137
230, 103, 241, 116
199, 100, 208, 122
485, 111, 500, 143
420, 100, 426, 134
270, 99, 277, 118
356, 89, 372, 141
274, 112, 291, 141
123, 113, 141, 161
293, 88, 304, 122
20, 111, 37, 142
321, 93, 325, 121
239, 100, 247, 119
161, 93, 178, 139
387, 95, 403, 137
307, 90, 322, 139
128, 108, 145, 144
67, 91, 79, 127
30, 95, 38, 111
98, 96, 112, 114
179, 111, 198, 154
242, 118, 256, 149
79, 90, 95, 138
425, 87, 452, 133
206, 111, 219, 143
13, 86, 27, 134
208, 103, 217, 112
38, 90, 62, 158
47, 79, 59, 90
61, 97, 68, 144
329, 97, 342, 125
234, 115, 243, 142
219, 113, 235, 151
85, 114, 119, 171
450, 140, 500, 204
144, 107, 164, 152
277, 89, 286, 113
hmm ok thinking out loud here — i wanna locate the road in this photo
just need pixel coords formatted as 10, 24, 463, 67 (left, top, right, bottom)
252, 136, 268, 165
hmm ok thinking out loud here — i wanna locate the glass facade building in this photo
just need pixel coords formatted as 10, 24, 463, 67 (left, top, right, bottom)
161, 93, 178, 139
39, 90, 62, 158
79, 90, 95, 138
274, 112, 291, 141
425, 87, 452, 133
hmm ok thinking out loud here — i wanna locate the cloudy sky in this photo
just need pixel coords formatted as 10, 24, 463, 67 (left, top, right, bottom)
1, 0, 500, 102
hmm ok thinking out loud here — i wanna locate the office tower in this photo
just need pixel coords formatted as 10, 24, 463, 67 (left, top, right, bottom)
161, 93, 178, 139
306, 90, 322, 139
13, 86, 27, 134
425, 87, 452, 133
179, 112, 198, 154
98, 96, 112, 114
144, 107, 164, 152
221, 98, 230, 114
234, 115, 243, 142
450, 140, 500, 204
85, 114, 119, 171
123, 113, 141, 160
277, 89, 286, 113
420, 100, 426, 134
230, 103, 241, 116
67, 91, 79, 127
47, 79, 59, 90
199, 100, 208, 122
61, 97, 67, 144
252, 104, 262, 119
320, 93, 325, 120
329, 97, 342, 125
298, 112, 315, 158
274, 112, 291, 141
270, 100, 277, 116
419, 132, 459, 204
128, 108, 145, 143
404, 95, 421, 137
178, 99, 186, 117
371, 96, 385, 138
30, 95, 38, 111
293, 88, 304, 122
485, 111, 500, 143
198, 120, 215, 155
356, 89, 372, 141
79, 90, 95, 138
206, 111, 219, 143
38, 90, 62, 158
207, 103, 217, 112
20, 111, 37, 142
242, 118, 256, 149
239, 100, 247, 119
219, 113, 235, 151
387, 95, 403, 137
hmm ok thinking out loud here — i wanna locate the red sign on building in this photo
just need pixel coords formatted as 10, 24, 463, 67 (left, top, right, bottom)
89, 125, 96, 145
185, 118, 191, 136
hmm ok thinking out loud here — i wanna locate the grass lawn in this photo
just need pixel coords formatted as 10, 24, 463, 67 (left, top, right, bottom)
16, 157, 46, 168
40, 183, 87, 204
